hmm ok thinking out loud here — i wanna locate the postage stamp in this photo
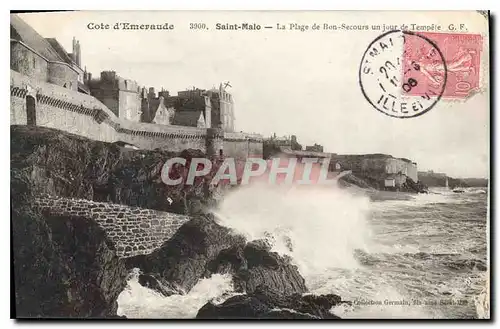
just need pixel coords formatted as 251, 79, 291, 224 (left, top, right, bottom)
359, 30, 447, 119
403, 32, 483, 99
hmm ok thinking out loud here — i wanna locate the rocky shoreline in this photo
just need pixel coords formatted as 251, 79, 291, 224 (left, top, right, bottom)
13, 197, 347, 318
12, 178, 128, 318
11, 125, 348, 319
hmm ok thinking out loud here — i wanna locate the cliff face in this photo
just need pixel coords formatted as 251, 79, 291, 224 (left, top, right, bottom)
11, 125, 217, 215
11, 125, 345, 319
418, 172, 488, 188
11, 179, 128, 318
13, 211, 129, 318
10, 125, 214, 317
330, 154, 424, 192
338, 173, 426, 193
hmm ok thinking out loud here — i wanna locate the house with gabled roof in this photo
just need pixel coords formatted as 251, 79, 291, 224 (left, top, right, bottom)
10, 14, 87, 94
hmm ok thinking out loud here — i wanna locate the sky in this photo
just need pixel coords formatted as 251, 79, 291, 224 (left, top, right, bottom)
17, 11, 490, 178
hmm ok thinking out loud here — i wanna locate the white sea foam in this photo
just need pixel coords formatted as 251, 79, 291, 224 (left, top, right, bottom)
117, 182, 486, 319
117, 269, 235, 319
212, 183, 439, 318
214, 183, 373, 275
473, 272, 490, 319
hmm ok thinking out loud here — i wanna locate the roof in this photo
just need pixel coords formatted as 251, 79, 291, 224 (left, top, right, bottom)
77, 81, 90, 94
45, 38, 76, 66
10, 14, 63, 62
172, 110, 205, 127
164, 96, 179, 108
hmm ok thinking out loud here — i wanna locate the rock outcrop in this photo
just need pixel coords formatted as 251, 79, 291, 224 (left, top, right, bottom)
126, 214, 246, 293
127, 215, 307, 297
137, 274, 179, 297
11, 125, 345, 319
206, 239, 307, 296
12, 178, 128, 318
196, 287, 343, 319
11, 125, 218, 215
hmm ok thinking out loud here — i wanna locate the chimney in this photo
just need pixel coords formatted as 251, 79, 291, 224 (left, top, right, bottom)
76, 40, 81, 67
70, 37, 76, 63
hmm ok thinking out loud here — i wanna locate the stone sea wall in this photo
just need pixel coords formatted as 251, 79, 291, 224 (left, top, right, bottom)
34, 195, 191, 258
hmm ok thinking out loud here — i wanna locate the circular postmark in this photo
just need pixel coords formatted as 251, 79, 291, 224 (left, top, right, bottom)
359, 30, 448, 119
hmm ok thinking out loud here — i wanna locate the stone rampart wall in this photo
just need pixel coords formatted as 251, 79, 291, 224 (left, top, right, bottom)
11, 70, 263, 158
11, 70, 209, 152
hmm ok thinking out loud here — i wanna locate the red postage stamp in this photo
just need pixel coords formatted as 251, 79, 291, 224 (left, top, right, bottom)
403, 32, 483, 99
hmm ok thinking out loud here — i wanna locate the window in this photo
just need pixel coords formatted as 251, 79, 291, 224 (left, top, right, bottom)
32, 57, 36, 68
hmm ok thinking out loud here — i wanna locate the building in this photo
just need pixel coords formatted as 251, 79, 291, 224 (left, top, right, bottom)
11, 14, 233, 128
172, 85, 234, 132
142, 85, 236, 132
264, 134, 303, 151
331, 154, 418, 188
10, 14, 263, 159
212, 84, 235, 132
87, 71, 142, 121
141, 87, 174, 124
267, 134, 293, 150
46, 37, 89, 94
151, 97, 175, 125
305, 143, 324, 153
167, 88, 212, 129
385, 158, 418, 182
384, 173, 407, 190
10, 15, 85, 93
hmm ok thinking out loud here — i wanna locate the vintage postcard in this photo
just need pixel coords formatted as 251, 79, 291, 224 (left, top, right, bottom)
10, 10, 490, 319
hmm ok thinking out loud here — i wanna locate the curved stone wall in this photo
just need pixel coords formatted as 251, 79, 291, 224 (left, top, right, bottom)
34, 195, 191, 258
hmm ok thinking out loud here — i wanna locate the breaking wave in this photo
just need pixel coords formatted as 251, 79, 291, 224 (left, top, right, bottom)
214, 183, 373, 275
117, 183, 488, 319
117, 269, 235, 318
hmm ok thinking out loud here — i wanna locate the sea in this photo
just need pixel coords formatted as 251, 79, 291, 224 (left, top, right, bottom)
117, 184, 490, 319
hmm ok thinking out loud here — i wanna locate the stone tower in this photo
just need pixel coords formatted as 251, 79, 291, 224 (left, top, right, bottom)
215, 83, 235, 132
87, 71, 142, 121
